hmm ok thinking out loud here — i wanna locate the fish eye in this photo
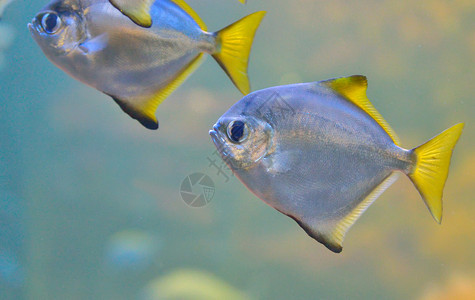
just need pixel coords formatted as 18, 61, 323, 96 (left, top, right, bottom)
227, 120, 248, 143
41, 12, 62, 34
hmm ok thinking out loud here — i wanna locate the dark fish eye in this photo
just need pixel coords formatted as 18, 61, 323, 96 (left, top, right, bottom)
41, 12, 62, 34
227, 120, 248, 143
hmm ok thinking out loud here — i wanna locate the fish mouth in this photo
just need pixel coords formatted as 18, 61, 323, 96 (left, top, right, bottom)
28, 17, 41, 35
209, 124, 230, 158
27, 22, 36, 34
209, 124, 222, 147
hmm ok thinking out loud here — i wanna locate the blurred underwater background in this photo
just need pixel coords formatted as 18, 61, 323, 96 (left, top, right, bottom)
0, 0, 474, 299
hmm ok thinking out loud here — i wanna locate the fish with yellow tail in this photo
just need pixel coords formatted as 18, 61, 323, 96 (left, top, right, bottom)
109, 0, 247, 28
210, 75, 464, 253
29, 0, 265, 129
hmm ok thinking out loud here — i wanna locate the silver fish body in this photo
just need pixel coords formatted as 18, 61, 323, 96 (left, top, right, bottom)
219, 84, 410, 213
29, 0, 265, 129
210, 76, 463, 252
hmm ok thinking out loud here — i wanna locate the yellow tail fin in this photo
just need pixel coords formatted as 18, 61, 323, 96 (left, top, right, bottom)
409, 123, 464, 223
212, 11, 266, 95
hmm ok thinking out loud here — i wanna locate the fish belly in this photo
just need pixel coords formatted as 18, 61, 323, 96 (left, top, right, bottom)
245, 139, 393, 221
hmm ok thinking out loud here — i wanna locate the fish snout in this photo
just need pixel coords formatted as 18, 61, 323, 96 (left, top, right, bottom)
211, 123, 221, 133
209, 123, 221, 137
209, 124, 220, 144
27, 17, 39, 34
209, 123, 229, 155
211, 140, 234, 167
28, 12, 45, 35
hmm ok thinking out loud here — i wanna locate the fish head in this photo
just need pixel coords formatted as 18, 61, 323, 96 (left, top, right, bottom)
28, 0, 86, 58
210, 105, 274, 171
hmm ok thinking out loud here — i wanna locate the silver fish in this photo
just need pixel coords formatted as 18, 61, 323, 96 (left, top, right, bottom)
210, 75, 464, 253
29, 0, 265, 129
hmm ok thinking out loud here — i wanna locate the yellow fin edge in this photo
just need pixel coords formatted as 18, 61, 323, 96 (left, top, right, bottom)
321, 75, 401, 145
112, 53, 205, 129
170, 0, 207, 31
293, 173, 399, 253
325, 173, 400, 252
151, 53, 205, 109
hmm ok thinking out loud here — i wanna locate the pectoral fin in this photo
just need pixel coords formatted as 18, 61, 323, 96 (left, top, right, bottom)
294, 173, 399, 253
79, 34, 109, 54
262, 151, 294, 174
109, 0, 154, 28
109, 54, 205, 129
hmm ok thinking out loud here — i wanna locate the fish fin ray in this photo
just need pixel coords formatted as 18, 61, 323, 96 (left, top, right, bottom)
170, 0, 207, 31
321, 75, 401, 145
212, 11, 266, 95
408, 123, 464, 223
110, 53, 204, 129
109, 0, 154, 28
153, 52, 205, 106
324, 172, 399, 252
295, 173, 399, 253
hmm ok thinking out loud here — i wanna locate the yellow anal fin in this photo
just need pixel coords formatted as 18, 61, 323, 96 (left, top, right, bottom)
110, 54, 205, 130
295, 173, 399, 253
112, 95, 159, 130
212, 11, 266, 95
321, 75, 400, 145
326, 173, 399, 252
170, 0, 207, 31
109, 0, 154, 28
408, 123, 464, 223
238, 0, 247, 3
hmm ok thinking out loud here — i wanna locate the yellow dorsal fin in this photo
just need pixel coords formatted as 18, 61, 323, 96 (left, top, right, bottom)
238, 0, 247, 3
110, 54, 205, 130
109, 0, 154, 28
321, 75, 401, 145
170, 0, 207, 31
